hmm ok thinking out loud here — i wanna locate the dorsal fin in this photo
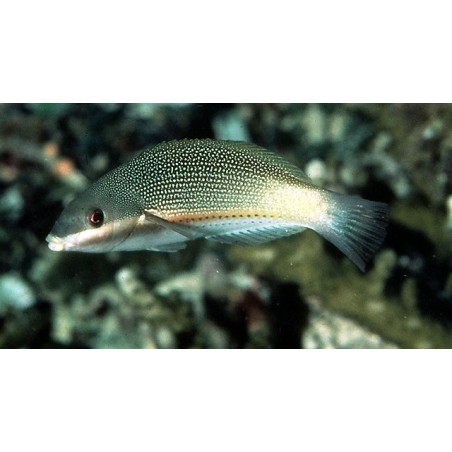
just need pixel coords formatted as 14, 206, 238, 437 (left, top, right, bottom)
216, 140, 314, 185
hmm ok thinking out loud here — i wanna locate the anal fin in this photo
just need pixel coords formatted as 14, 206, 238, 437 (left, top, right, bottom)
206, 224, 306, 246
146, 242, 187, 252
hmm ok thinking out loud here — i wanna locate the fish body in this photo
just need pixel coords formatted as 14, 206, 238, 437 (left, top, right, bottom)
47, 139, 388, 271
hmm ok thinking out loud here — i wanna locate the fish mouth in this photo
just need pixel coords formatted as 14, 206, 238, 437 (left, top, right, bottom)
46, 233, 76, 251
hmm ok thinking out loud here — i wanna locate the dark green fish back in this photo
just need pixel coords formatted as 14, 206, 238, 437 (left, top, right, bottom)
94, 139, 312, 216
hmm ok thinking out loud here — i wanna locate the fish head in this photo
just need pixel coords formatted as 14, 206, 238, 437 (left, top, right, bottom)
46, 176, 143, 253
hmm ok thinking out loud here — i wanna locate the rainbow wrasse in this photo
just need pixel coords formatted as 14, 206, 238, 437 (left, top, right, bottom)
46, 139, 388, 271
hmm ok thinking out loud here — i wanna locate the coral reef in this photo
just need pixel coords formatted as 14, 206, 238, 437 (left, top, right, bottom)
0, 103, 450, 348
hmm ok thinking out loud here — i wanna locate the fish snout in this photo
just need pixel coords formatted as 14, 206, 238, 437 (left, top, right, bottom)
46, 233, 75, 251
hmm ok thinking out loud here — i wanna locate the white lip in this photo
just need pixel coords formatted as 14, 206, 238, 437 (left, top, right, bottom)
45, 217, 140, 253
46, 233, 72, 251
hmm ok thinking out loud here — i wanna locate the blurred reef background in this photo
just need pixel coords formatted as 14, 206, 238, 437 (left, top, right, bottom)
0, 103, 451, 348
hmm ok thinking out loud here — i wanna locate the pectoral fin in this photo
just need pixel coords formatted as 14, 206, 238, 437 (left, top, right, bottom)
144, 209, 199, 239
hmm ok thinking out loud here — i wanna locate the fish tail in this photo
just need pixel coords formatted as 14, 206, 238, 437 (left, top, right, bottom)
314, 191, 389, 272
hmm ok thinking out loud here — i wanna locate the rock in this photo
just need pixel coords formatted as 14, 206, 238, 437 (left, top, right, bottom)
303, 296, 398, 349
0, 273, 36, 312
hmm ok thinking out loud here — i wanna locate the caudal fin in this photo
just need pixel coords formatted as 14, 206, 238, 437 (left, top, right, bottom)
314, 192, 389, 272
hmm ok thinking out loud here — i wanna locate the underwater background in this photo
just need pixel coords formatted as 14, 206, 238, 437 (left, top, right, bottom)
0, 103, 451, 348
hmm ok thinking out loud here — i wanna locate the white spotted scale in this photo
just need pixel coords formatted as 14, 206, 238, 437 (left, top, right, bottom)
46, 139, 388, 271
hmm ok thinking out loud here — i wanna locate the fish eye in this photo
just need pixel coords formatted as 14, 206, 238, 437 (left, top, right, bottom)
88, 209, 104, 227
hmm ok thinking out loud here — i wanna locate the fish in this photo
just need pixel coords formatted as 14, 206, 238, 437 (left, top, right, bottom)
46, 139, 389, 271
